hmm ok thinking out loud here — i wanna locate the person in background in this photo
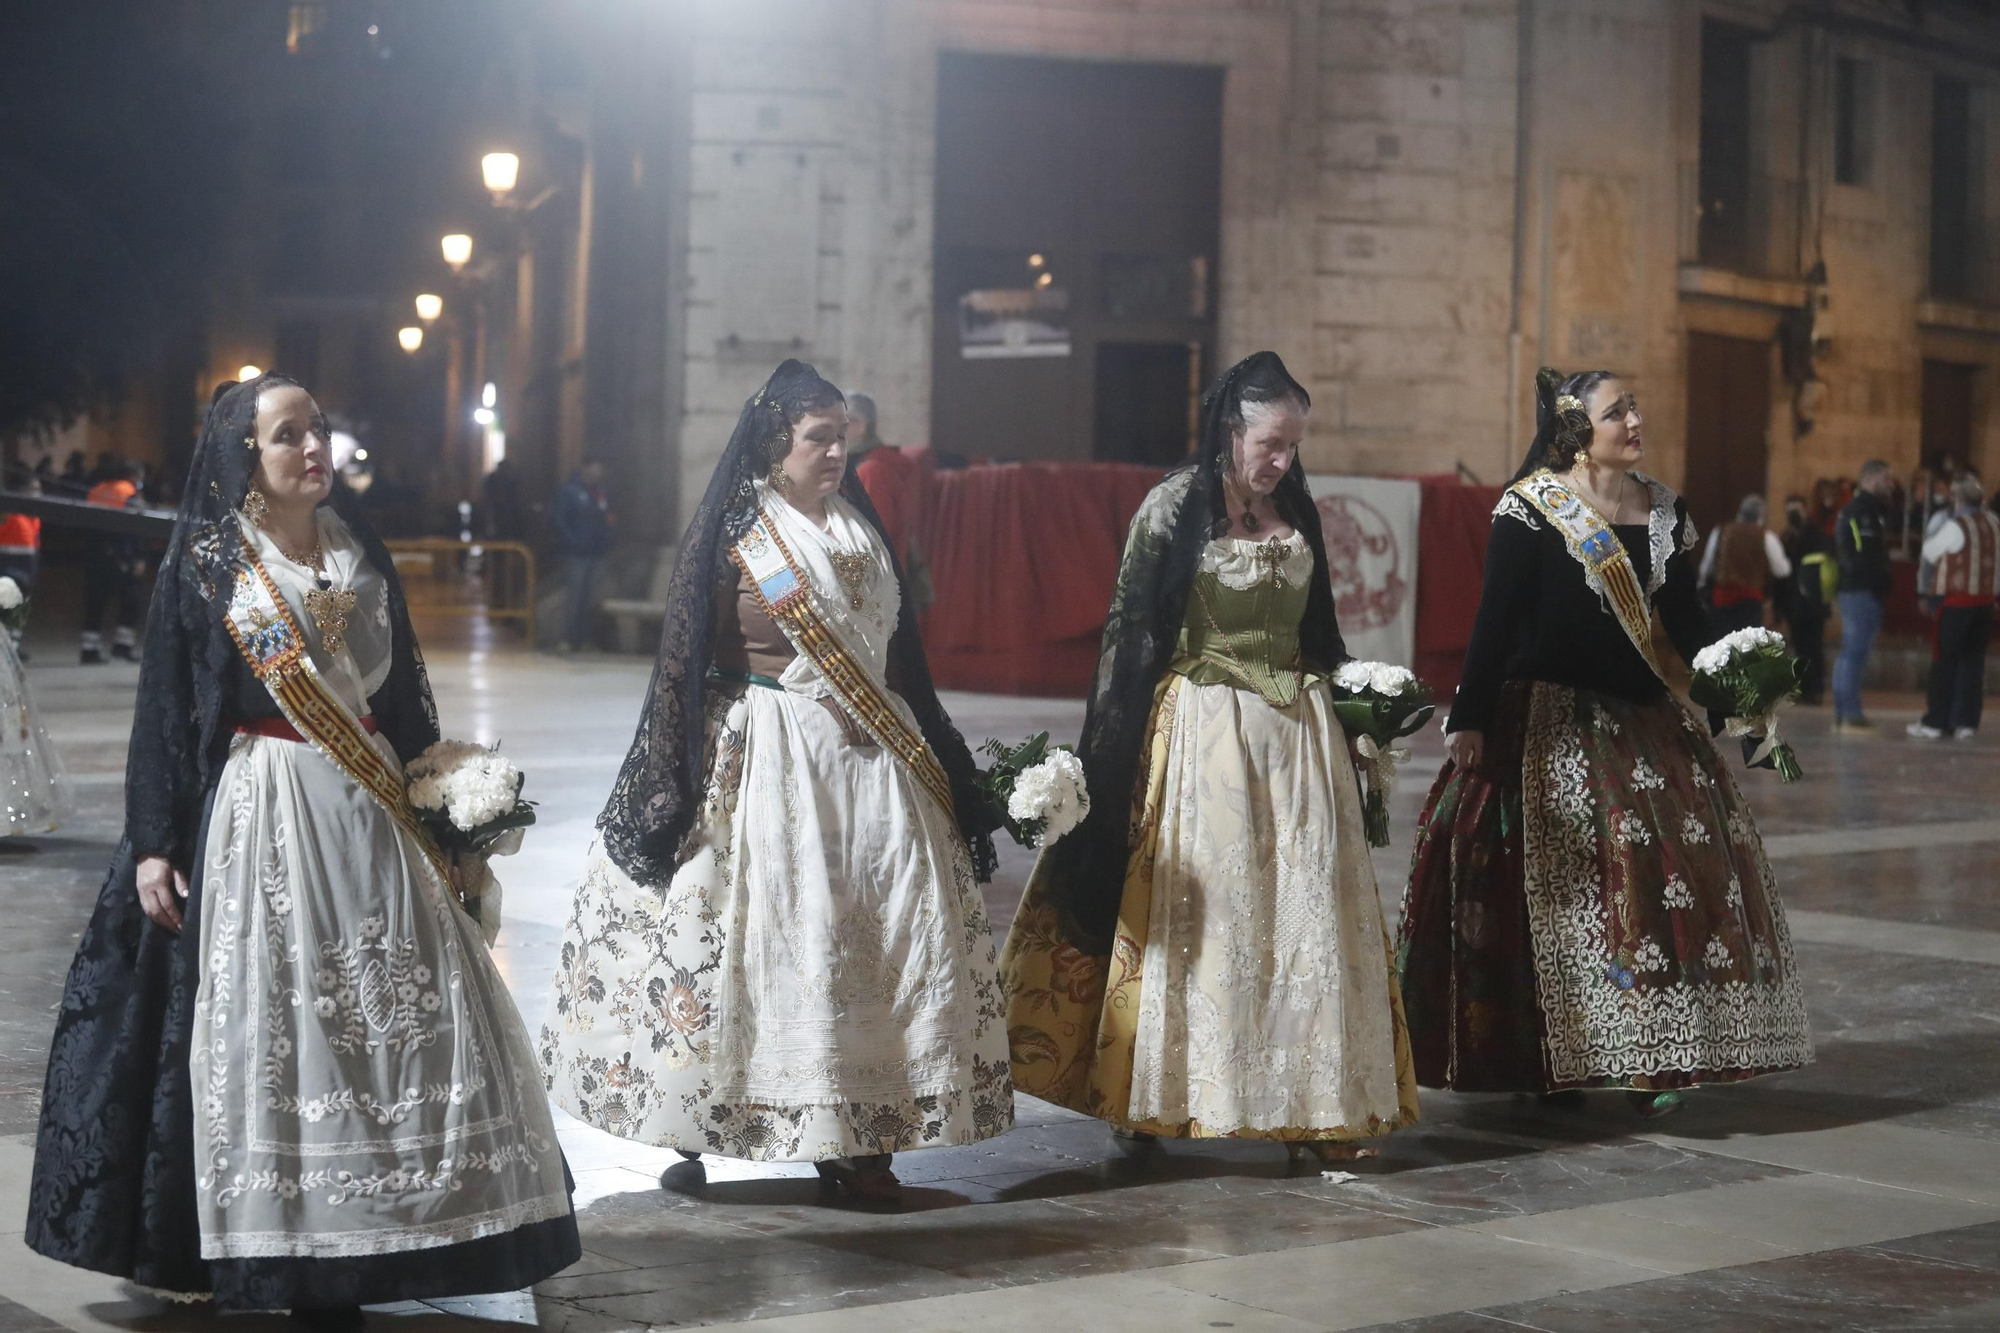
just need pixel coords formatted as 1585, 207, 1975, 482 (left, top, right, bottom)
1781, 494, 1834, 705
80, 460, 147, 664
1699, 494, 1792, 635
1832, 460, 1895, 733
57, 452, 88, 497
845, 393, 930, 609
482, 455, 527, 542
1909, 473, 2000, 741
0, 468, 42, 655
551, 457, 613, 653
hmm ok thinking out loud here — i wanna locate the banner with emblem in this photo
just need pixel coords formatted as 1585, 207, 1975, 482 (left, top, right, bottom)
1306, 475, 1421, 668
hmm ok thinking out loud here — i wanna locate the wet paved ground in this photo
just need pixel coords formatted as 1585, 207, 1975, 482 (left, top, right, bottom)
3, 628, 1998, 1332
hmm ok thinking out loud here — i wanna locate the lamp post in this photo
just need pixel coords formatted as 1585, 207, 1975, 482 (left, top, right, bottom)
397, 326, 424, 353
414, 293, 443, 324
441, 233, 473, 272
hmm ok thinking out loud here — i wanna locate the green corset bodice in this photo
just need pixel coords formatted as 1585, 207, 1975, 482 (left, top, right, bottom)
1170, 534, 1317, 706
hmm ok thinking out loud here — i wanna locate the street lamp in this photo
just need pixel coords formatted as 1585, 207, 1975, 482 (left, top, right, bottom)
481, 151, 520, 201
441, 233, 473, 272
237, 364, 263, 381
414, 292, 443, 323
398, 326, 424, 352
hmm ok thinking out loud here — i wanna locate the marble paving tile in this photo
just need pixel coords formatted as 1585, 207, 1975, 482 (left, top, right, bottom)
1467, 1204, 1796, 1274
1636, 1106, 2000, 1207
1786, 910, 2000, 967
1367, 1220, 2000, 1333
1159, 1224, 1653, 1329
1615, 1174, 2000, 1251
687, 1271, 1328, 1333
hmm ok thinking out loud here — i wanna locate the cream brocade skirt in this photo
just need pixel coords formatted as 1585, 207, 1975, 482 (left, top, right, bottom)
1004, 675, 1419, 1139
540, 685, 1014, 1161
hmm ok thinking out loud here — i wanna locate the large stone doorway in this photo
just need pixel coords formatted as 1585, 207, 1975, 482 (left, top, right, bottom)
930, 52, 1221, 463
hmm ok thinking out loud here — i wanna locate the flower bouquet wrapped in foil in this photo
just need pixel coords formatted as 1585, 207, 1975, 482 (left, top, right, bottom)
1689, 627, 1804, 782
979, 731, 1089, 850
1329, 660, 1436, 848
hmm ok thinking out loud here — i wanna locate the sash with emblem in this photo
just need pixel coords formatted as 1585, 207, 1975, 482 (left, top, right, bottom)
729, 506, 957, 818
1510, 469, 1666, 681
223, 535, 449, 880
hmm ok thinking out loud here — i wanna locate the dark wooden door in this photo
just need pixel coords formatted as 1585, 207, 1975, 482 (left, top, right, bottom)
1683, 332, 1772, 536
1921, 360, 1976, 474
932, 54, 1221, 462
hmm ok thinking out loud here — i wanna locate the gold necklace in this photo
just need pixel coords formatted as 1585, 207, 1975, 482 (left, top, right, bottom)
1223, 475, 1263, 534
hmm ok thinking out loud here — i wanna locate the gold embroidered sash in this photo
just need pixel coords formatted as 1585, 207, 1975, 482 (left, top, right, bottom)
730, 509, 957, 819
223, 537, 450, 881
1511, 469, 1666, 682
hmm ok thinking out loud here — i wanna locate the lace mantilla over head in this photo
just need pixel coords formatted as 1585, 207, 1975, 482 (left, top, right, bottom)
596, 360, 996, 888
1034, 351, 1348, 955
121, 374, 440, 866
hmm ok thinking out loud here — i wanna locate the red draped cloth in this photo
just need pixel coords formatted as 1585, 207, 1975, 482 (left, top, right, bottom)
854, 445, 925, 566
1413, 476, 1505, 695
917, 462, 1164, 695
913, 462, 1505, 698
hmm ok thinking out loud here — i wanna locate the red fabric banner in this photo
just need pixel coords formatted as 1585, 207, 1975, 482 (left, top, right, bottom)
913, 462, 1505, 698
916, 462, 1163, 695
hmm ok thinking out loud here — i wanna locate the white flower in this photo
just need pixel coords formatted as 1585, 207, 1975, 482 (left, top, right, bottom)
1691, 627, 1786, 676
1662, 875, 1694, 909
1703, 936, 1733, 970
407, 740, 524, 833
1681, 813, 1711, 845
1632, 940, 1669, 973
420, 991, 442, 1012
1369, 663, 1417, 696
276, 1178, 301, 1200
0, 577, 21, 611
314, 996, 338, 1019
1725, 875, 1743, 909
1006, 749, 1090, 844
1334, 660, 1376, 693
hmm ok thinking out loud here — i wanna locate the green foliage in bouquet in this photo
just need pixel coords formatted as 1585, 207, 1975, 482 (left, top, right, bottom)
979, 731, 1089, 849
1688, 646, 1805, 783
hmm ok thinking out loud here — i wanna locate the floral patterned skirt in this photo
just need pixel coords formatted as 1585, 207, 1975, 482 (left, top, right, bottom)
540, 685, 1013, 1162
1001, 675, 1420, 1140
1396, 681, 1814, 1093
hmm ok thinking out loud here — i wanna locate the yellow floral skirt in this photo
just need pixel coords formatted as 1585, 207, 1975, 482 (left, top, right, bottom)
1000, 674, 1420, 1140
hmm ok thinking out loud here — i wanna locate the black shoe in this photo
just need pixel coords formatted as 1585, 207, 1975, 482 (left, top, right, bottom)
291, 1307, 364, 1333
79, 647, 104, 665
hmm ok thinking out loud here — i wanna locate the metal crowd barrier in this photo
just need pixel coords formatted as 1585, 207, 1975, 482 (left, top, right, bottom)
383, 538, 537, 641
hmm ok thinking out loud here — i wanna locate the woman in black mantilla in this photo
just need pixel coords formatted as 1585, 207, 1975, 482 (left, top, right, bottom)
998, 351, 1419, 1166
1397, 367, 1813, 1119
540, 360, 1011, 1204
27, 376, 578, 1324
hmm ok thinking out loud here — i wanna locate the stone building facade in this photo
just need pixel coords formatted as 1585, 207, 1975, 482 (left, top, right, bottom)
550, 0, 2000, 537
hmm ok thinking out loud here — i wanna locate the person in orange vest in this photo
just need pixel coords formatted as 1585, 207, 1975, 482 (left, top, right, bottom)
1698, 494, 1792, 635
80, 460, 146, 664
1910, 473, 2000, 741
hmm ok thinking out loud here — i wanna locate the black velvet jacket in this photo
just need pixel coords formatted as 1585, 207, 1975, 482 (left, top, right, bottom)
1448, 480, 1717, 734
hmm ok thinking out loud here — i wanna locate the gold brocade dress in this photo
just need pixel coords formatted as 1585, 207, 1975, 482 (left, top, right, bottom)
1001, 532, 1420, 1141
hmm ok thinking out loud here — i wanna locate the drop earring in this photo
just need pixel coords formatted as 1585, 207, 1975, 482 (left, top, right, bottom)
242, 486, 268, 526
767, 459, 787, 491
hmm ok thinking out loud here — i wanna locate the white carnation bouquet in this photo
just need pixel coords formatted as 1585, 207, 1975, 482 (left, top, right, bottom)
405, 741, 537, 938
0, 576, 26, 634
979, 731, 1089, 849
1329, 660, 1437, 847
1689, 627, 1803, 782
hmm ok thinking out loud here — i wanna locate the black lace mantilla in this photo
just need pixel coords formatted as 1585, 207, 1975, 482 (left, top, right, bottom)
122, 374, 440, 864
596, 359, 998, 886
1036, 351, 1348, 954
23, 375, 513, 1305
